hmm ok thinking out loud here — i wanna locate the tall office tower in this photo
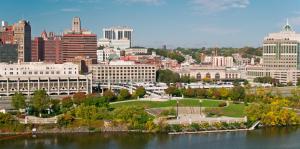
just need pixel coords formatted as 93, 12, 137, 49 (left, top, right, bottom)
31, 31, 63, 63
99, 26, 133, 49
31, 37, 44, 62
72, 17, 81, 33
62, 17, 97, 62
13, 20, 31, 62
262, 20, 300, 70
44, 33, 62, 64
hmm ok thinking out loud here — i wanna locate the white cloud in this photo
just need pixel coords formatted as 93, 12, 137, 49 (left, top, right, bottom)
191, 0, 250, 13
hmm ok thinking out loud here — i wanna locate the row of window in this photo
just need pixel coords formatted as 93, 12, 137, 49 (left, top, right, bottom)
4, 71, 76, 75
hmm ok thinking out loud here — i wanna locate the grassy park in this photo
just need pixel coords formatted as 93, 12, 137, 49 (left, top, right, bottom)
111, 99, 246, 118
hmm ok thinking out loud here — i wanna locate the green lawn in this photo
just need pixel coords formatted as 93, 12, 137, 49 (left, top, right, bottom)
111, 99, 222, 109
205, 103, 246, 118
223, 104, 246, 117
111, 99, 247, 118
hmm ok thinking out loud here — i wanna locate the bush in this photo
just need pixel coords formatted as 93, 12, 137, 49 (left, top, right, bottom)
190, 123, 200, 131
171, 124, 183, 132
218, 102, 227, 107
58, 114, 74, 127
204, 108, 224, 117
160, 108, 176, 116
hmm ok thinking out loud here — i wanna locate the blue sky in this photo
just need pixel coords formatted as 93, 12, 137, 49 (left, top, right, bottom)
1, 0, 300, 48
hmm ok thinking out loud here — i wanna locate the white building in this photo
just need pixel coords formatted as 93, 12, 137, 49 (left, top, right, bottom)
98, 26, 133, 50
0, 62, 92, 96
212, 56, 234, 67
246, 20, 300, 84
0, 62, 78, 76
177, 65, 241, 81
90, 60, 157, 84
123, 48, 148, 55
96, 48, 121, 62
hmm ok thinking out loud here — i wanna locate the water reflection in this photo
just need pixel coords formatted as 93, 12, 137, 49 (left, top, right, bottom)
0, 127, 300, 149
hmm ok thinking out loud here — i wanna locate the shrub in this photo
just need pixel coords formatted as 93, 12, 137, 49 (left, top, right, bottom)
171, 124, 183, 132
218, 102, 227, 107
160, 108, 176, 116
58, 114, 74, 127
204, 108, 224, 117
190, 123, 200, 131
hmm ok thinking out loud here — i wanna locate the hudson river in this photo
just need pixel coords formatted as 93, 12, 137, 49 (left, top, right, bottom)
1, 127, 300, 149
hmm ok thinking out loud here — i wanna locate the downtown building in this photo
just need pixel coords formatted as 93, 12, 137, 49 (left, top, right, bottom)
31, 31, 62, 63
98, 26, 133, 50
90, 60, 157, 85
0, 20, 26, 63
62, 17, 97, 62
0, 62, 92, 96
13, 20, 31, 62
246, 21, 300, 84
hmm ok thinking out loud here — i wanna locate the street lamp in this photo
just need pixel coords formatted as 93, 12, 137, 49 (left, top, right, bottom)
199, 99, 203, 117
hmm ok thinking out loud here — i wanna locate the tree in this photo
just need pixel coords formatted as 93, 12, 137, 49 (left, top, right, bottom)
287, 81, 293, 86
11, 92, 26, 110
103, 90, 116, 102
219, 88, 229, 100
156, 69, 180, 84
31, 90, 50, 117
61, 96, 73, 109
165, 86, 181, 97
182, 88, 196, 98
233, 80, 240, 86
229, 86, 245, 101
297, 78, 300, 86
135, 86, 146, 98
246, 99, 300, 126
73, 92, 87, 105
118, 89, 131, 101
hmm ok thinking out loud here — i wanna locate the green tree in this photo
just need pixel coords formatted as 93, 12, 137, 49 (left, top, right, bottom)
246, 99, 300, 126
31, 90, 50, 117
103, 90, 116, 102
135, 86, 146, 98
219, 88, 229, 100
118, 89, 131, 101
156, 69, 180, 84
11, 92, 26, 110
73, 92, 87, 105
182, 88, 196, 98
165, 86, 181, 97
229, 86, 245, 101
297, 78, 300, 86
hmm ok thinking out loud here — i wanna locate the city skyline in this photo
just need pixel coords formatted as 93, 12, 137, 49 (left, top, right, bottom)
0, 0, 300, 48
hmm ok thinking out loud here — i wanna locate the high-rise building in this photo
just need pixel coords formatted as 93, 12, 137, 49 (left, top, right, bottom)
62, 17, 97, 62
262, 20, 300, 70
13, 20, 31, 62
31, 37, 44, 62
246, 20, 300, 84
98, 26, 133, 50
44, 32, 62, 64
72, 17, 81, 33
31, 31, 63, 63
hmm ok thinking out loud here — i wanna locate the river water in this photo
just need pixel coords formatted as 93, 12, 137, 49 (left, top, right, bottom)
1, 127, 300, 149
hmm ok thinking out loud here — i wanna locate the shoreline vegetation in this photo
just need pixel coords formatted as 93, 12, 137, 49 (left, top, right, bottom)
1, 85, 300, 136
